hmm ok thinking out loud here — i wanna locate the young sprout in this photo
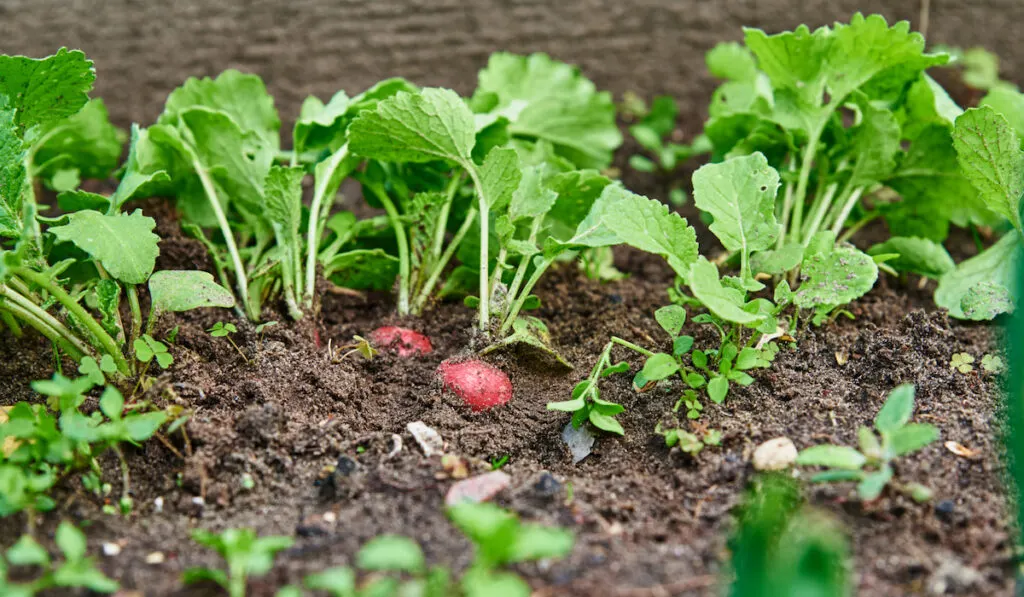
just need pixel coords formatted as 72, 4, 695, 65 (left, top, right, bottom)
207, 322, 250, 363
184, 528, 293, 597
796, 384, 939, 502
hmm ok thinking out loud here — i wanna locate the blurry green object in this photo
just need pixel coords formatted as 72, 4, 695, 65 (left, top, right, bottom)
1008, 250, 1024, 588
728, 474, 850, 597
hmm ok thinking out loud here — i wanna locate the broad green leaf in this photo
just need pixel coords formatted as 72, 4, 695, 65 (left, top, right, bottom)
935, 232, 1022, 319
478, 147, 521, 211
867, 237, 954, 279
508, 164, 558, 222
743, 24, 830, 107
99, 387, 124, 421
707, 376, 729, 404
845, 99, 900, 187
825, 15, 945, 103
461, 569, 531, 597
655, 305, 686, 337
326, 249, 400, 291
639, 353, 679, 381
589, 410, 624, 435
794, 245, 878, 311
874, 384, 915, 433
541, 169, 612, 242
960, 281, 1015, 320
160, 69, 280, 152
304, 567, 356, 595
0, 109, 28, 238
856, 466, 893, 501
796, 445, 867, 470
751, 243, 803, 275
149, 270, 236, 313
953, 107, 1024, 235
692, 153, 779, 281
294, 78, 417, 155
33, 99, 125, 186
48, 209, 160, 284
689, 257, 763, 325
888, 423, 939, 456
473, 53, 620, 169
55, 521, 87, 561
348, 88, 475, 165
110, 125, 173, 210
980, 87, 1024, 139
0, 48, 95, 132
587, 186, 699, 280
706, 42, 758, 82
356, 535, 425, 573
6, 535, 49, 566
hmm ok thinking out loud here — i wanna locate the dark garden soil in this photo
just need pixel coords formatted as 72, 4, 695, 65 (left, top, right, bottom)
0, 164, 1016, 596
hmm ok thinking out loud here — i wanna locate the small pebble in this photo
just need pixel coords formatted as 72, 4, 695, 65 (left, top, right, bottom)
407, 421, 445, 457
153, 497, 164, 513
445, 471, 511, 506
935, 500, 955, 520
145, 551, 165, 565
322, 511, 337, 523
533, 472, 562, 497
752, 437, 798, 471
336, 455, 358, 476
102, 542, 121, 556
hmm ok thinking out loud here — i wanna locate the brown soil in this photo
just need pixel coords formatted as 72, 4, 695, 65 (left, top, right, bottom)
0, 169, 1016, 597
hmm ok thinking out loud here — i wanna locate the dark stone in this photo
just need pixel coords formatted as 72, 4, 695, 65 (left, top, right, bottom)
533, 471, 562, 496
935, 499, 955, 520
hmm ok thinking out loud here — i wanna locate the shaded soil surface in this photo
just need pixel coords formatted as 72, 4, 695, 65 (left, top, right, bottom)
0, 145, 1016, 595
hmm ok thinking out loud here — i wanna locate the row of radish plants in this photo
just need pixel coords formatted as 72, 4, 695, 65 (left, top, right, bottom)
1, 12, 1021, 597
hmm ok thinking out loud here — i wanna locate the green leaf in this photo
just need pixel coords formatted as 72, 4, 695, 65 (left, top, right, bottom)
507, 524, 574, 562
935, 232, 1022, 319
590, 186, 699, 280
856, 466, 893, 501
588, 410, 624, 435
867, 237, 955, 279
692, 153, 779, 282
473, 53, 621, 169
349, 88, 475, 166
149, 270, 236, 313
655, 305, 686, 337
706, 42, 758, 82
109, 125, 173, 211
844, 99, 900, 188
479, 147, 521, 211
953, 106, 1024, 235
960, 281, 1015, 320
796, 445, 867, 470
751, 243, 803, 276
874, 384, 915, 433
743, 24, 830, 108
810, 469, 865, 483
99, 387, 124, 421
326, 249, 400, 291
304, 567, 356, 596
356, 535, 425, 574
0, 48, 95, 132
0, 109, 28, 238
48, 209, 160, 284
6, 535, 49, 566
794, 245, 878, 311
688, 257, 763, 325
980, 87, 1024, 139
639, 353, 679, 382
888, 423, 939, 456
858, 426, 881, 457
124, 412, 167, 442
55, 521, 87, 561
159, 69, 280, 152
33, 99, 125, 186
508, 163, 558, 222
707, 376, 729, 404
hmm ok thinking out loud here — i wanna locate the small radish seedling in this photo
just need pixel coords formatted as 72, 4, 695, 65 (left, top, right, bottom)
184, 528, 293, 597
0, 522, 119, 595
797, 384, 939, 502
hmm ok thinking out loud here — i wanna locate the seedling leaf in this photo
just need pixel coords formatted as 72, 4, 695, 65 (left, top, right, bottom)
796, 445, 866, 470
48, 210, 160, 284
874, 384, 915, 433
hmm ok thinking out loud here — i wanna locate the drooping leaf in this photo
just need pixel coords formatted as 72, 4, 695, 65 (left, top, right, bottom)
689, 257, 763, 325
867, 237, 955, 279
935, 232, 1022, 319
149, 270, 236, 313
48, 209, 160, 285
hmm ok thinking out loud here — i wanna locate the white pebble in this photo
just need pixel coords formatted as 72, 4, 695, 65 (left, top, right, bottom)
145, 551, 165, 565
102, 542, 121, 556
407, 421, 444, 457
752, 437, 798, 471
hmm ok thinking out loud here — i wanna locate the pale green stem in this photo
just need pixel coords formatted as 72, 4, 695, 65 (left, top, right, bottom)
368, 185, 411, 315
0, 285, 90, 359
127, 285, 142, 359
305, 144, 349, 305
502, 218, 544, 321
412, 207, 478, 315
466, 165, 490, 332
500, 256, 554, 336
192, 158, 255, 320
13, 268, 129, 374
609, 336, 656, 358
838, 210, 879, 244
429, 173, 464, 269
789, 120, 826, 240
801, 182, 839, 247
829, 187, 865, 238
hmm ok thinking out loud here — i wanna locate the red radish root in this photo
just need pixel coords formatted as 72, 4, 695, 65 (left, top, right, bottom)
369, 326, 433, 357
437, 359, 513, 412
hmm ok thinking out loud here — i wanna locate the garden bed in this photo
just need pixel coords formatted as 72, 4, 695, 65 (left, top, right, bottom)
0, 187, 1013, 595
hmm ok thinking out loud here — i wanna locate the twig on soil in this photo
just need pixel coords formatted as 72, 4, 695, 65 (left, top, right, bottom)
154, 432, 186, 460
